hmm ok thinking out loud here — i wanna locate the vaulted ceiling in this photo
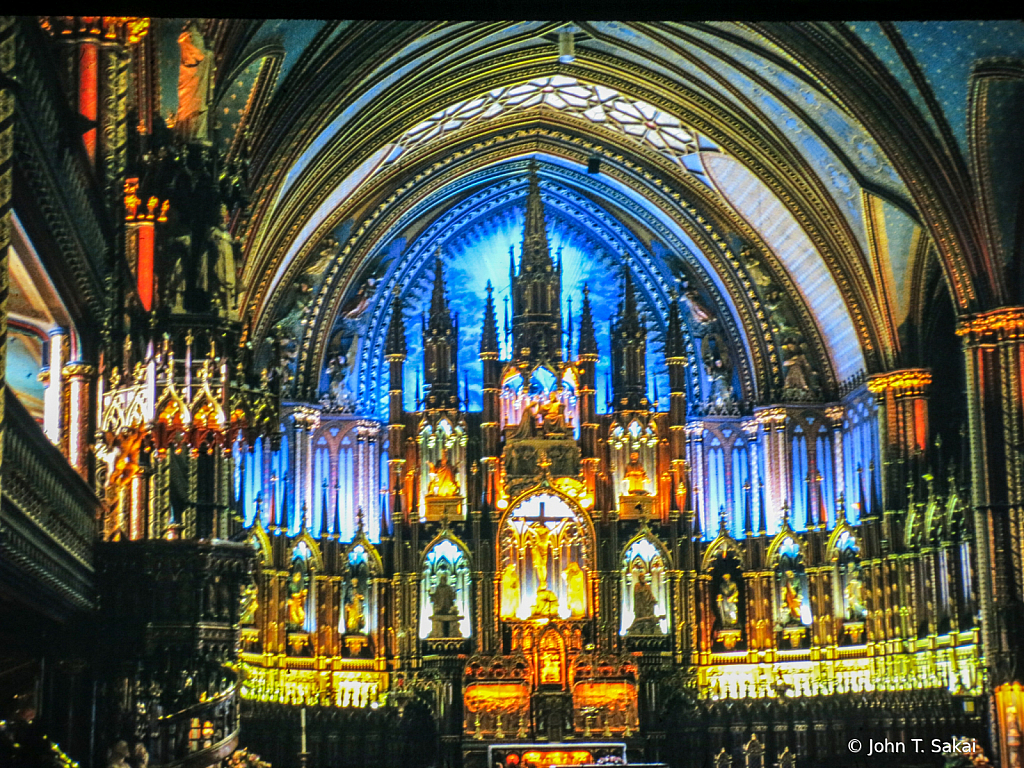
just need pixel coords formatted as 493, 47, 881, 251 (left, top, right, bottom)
170, 19, 1024, 414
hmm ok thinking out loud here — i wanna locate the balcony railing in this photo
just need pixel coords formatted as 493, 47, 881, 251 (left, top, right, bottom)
147, 667, 241, 768
0, 390, 100, 615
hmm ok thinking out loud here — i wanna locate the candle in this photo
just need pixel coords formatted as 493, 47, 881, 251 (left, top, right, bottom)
301, 706, 307, 753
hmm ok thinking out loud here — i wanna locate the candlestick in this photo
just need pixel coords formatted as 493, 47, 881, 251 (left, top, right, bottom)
301, 706, 307, 753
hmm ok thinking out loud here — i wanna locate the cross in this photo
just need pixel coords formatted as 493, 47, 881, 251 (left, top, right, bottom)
517, 500, 553, 525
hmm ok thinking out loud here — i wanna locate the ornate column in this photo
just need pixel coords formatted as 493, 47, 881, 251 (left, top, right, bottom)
825, 405, 845, 526
957, 307, 1024, 768
866, 369, 932, 512
44, 329, 69, 447
755, 407, 790, 532
38, 17, 148, 210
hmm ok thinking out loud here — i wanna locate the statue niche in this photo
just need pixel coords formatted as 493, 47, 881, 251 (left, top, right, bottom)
499, 493, 592, 621
419, 539, 471, 640
708, 549, 745, 652
622, 538, 668, 637
429, 572, 462, 639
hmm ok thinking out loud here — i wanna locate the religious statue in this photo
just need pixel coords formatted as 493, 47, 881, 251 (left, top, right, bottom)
716, 572, 740, 628
166, 233, 191, 313
429, 573, 462, 638
513, 401, 538, 439
239, 582, 258, 625
208, 205, 238, 318
500, 564, 520, 619
345, 578, 366, 634
107, 741, 131, 768
624, 451, 649, 495
175, 21, 212, 142
427, 451, 460, 497
782, 343, 812, 393
564, 562, 587, 617
628, 571, 663, 635
286, 564, 308, 630
843, 563, 866, 621
540, 392, 568, 435
682, 288, 714, 325
702, 333, 735, 410
529, 524, 552, 591
781, 570, 803, 625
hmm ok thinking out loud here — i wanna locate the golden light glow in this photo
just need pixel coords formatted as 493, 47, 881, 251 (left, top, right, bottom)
956, 306, 1024, 338
522, 751, 593, 767
463, 682, 531, 711
866, 369, 932, 394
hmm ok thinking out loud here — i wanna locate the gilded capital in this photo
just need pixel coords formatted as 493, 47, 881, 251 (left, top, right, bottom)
39, 16, 150, 45
866, 369, 932, 397
956, 306, 1024, 344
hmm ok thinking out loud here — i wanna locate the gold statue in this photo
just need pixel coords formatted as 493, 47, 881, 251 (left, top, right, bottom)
624, 451, 649, 495
427, 451, 460, 496
529, 524, 552, 589
513, 400, 538, 439
781, 570, 803, 625
175, 21, 212, 141
286, 566, 308, 629
716, 573, 739, 628
239, 582, 258, 625
540, 392, 568, 435
345, 577, 366, 634
843, 563, 866, 621
500, 563, 520, 619
565, 561, 587, 617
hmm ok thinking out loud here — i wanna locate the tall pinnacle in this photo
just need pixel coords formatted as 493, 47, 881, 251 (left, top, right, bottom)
481, 280, 499, 354
521, 159, 553, 271
578, 284, 597, 357
619, 270, 641, 335
428, 251, 452, 329
665, 291, 684, 358
385, 289, 407, 358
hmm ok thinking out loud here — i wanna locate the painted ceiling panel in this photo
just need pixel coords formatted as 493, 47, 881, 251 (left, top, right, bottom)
703, 153, 865, 383
249, 19, 327, 85
891, 21, 1024, 158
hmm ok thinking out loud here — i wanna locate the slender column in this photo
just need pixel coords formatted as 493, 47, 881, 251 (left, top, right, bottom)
825, 405, 845, 525
44, 329, 69, 446
63, 362, 96, 479
957, 307, 1024, 768
755, 407, 789, 532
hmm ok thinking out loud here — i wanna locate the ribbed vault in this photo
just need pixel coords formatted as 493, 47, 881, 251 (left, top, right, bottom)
231, 20, 1007, 416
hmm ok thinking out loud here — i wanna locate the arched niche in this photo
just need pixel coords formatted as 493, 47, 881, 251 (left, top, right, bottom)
768, 530, 811, 631
608, 417, 658, 499
501, 364, 579, 440
497, 490, 594, 622
286, 541, 317, 656
704, 545, 746, 653
620, 535, 670, 636
420, 537, 472, 639
417, 414, 468, 517
342, 538, 382, 638
828, 526, 866, 623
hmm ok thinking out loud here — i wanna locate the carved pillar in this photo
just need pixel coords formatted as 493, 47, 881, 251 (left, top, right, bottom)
825, 406, 845, 524
44, 329, 69, 446
755, 407, 790, 532
867, 369, 932, 512
63, 362, 95, 479
685, 423, 706, 535
957, 307, 1024, 768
